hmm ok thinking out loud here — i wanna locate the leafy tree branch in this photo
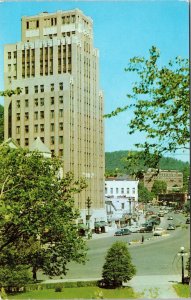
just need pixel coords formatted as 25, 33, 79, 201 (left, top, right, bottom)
104, 46, 189, 171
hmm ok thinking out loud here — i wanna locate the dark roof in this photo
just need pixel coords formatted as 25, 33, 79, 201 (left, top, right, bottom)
105, 175, 135, 181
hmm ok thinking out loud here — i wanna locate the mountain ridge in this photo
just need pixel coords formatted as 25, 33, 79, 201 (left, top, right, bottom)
105, 150, 189, 173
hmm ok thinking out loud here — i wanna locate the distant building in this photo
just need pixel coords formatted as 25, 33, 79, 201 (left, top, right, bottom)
105, 175, 139, 222
143, 169, 183, 192
158, 193, 188, 208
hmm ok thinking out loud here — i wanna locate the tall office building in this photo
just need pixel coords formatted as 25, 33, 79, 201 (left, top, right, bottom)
4, 9, 106, 226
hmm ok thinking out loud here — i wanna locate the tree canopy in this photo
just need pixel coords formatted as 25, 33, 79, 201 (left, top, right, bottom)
138, 182, 153, 203
0, 87, 22, 97
0, 105, 3, 144
0, 145, 87, 281
105, 46, 189, 171
102, 241, 136, 288
151, 180, 167, 197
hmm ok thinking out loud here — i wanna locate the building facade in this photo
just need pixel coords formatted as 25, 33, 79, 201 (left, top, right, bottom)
105, 176, 139, 222
143, 169, 183, 192
4, 9, 106, 226
158, 193, 188, 208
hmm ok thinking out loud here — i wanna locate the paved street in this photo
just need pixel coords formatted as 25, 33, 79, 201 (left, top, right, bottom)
62, 227, 189, 279
40, 210, 189, 298
40, 210, 189, 280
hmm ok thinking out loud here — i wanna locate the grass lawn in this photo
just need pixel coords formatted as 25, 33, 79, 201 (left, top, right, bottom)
173, 284, 190, 298
8, 286, 142, 299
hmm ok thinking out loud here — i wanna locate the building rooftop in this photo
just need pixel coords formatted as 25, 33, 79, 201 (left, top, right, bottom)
2, 138, 19, 149
105, 175, 136, 181
22, 8, 93, 23
29, 137, 51, 154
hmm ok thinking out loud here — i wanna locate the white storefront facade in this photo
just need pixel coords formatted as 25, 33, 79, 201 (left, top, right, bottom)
105, 176, 139, 223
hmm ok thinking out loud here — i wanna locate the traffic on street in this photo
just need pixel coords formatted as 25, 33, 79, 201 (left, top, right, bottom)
57, 206, 189, 280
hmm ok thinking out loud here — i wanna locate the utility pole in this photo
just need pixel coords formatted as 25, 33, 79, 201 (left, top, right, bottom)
86, 197, 92, 239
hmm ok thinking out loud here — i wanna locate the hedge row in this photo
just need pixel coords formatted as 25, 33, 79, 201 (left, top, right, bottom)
25, 280, 99, 291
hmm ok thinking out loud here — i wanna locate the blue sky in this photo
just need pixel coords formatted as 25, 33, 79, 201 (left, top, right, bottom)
0, 1, 189, 161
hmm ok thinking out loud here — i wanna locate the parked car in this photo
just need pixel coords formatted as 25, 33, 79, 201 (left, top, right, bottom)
167, 224, 175, 230
153, 227, 166, 236
145, 211, 154, 217
158, 212, 164, 217
167, 216, 173, 220
128, 225, 141, 233
147, 210, 155, 214
148, 217, 160, 226
139, 224, 153, 233
148, 214, 160, 220
114, 228, 131, 236
186, 218, 190, 224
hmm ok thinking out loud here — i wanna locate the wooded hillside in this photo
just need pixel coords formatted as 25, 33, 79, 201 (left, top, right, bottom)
105, 150, 189, 173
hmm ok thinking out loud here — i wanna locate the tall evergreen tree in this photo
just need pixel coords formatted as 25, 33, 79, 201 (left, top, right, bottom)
102, 241, 136, 288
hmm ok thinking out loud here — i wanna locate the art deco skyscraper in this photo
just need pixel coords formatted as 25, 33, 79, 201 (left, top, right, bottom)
4, 9, 106, 225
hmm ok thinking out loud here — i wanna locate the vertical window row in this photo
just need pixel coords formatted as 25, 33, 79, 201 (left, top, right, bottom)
22, 48, 35, 78
40, 46, 54, 76
57, 44, 72, 74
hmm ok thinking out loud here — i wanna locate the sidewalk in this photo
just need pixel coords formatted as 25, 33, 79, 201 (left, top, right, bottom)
127, 274, 181, 299
91, 228, 116, 239
43, 275, 181, 299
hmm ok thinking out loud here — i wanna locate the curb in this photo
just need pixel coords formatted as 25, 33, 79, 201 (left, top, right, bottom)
128, 233, 170, 245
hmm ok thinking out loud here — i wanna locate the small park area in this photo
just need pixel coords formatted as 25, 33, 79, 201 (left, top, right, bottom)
173, 283, 190, 298
8, 286, 142, 299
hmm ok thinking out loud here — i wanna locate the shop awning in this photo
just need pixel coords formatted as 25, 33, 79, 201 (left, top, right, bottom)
78, 224, 88, 230
94, 221, 108, 228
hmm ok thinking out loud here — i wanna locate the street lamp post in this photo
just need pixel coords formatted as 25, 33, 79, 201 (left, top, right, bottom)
129, 198, 132, 214
178, 246, 188, 284
129, 198, 132, 225
86, 197, 92, 238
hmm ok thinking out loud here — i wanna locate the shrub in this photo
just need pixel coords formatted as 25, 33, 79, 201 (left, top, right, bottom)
102, 241, 136, 288
55, 285, 62, 292
25, 280, 98, 291
0, 265, 31, 293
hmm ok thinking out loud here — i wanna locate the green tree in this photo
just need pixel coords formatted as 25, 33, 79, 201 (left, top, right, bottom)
186, 255, 190, 278
0, 105, 3, 144
105, 168, 122, 178
151, 180, 167, 197
102, 241, 136, 288
0, 266, 31, 293
0, 145, 87, 281
183, 201, 190, 213
105, 46, 189, 172
0, 87, 22, 97
138, 182, 153, 203
182, 166, 190, 193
